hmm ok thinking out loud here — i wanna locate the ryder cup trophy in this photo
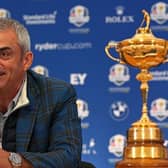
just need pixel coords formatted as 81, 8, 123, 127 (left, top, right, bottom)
105, 10, 168, 168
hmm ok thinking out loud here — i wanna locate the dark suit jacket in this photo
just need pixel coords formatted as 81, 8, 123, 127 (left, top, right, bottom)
3, 70, 82, 168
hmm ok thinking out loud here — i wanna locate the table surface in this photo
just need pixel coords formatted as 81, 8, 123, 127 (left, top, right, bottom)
115, 159, 168, 168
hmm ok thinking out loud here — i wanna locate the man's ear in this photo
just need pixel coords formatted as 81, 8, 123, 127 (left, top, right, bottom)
23, 51, 34, 71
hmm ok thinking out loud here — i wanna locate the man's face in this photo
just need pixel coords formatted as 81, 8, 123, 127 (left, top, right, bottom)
0, 29, 33, 92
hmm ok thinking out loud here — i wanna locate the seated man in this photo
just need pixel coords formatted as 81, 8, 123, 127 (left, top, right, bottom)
0, 18, 82, 168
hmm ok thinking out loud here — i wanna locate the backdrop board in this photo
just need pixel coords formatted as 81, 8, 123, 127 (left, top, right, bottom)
0, 1, 168, 168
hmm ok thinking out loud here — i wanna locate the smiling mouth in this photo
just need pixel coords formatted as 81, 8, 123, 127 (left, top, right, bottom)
0, 70, 5, 76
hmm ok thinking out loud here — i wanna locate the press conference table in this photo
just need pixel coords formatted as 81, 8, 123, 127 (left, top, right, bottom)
115, 158, 168, 168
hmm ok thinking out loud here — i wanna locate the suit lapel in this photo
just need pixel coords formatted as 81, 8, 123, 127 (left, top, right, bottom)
16, 71, 40, 152
16, 103, 38, 152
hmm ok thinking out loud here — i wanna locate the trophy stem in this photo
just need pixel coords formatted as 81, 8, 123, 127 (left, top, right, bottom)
115, 69, 168, 168
136, 69, 152, 122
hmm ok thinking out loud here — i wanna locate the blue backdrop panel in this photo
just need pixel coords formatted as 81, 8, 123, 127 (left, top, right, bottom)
0, 0, 168, 167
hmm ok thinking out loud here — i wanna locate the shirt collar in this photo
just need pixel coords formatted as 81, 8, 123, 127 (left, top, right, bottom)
4, 73, 29, 117
13, 73, 29, 111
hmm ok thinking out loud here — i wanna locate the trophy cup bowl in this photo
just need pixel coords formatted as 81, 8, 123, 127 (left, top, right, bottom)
105, 10, 168, 168
116, 30, 168, 69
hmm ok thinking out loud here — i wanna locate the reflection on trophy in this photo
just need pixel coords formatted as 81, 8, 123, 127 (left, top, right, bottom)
105, 10, 168, 167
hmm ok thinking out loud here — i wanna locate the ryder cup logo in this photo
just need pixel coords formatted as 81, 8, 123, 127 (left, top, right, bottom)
69, 5, 90, 27
108, 134, 126, 157
76, 99, 89, 120
32, 65, 49, 77
108, 64, 130, 86
150, 98, 168, 121
0, 8, 11, 18
150, 2, 168, 24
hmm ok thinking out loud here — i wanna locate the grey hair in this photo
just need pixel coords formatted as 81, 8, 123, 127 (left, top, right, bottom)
0, 18, 31, 54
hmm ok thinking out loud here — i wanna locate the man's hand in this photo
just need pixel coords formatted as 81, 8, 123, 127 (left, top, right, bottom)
0, 148, 12, 167
0, 148, 33, 168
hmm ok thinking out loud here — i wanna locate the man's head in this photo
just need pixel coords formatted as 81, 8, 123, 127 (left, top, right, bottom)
0, 18, 31, 55
0, 18, 33, 95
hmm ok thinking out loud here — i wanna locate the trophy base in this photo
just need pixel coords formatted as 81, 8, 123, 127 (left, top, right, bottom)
116, 117, 168, 168
116, 159, 168, 168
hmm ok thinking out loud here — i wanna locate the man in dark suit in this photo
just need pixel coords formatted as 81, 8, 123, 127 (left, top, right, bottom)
0, 18, 81, 168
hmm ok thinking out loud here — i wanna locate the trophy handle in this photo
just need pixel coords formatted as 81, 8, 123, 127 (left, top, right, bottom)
163, 43, 168, 63
105, 41, 124, 63
163, 58, 168, 63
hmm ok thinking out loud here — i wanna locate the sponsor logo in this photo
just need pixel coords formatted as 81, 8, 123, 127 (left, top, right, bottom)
35, 42, 92, 51
0, 8, 11, 18
150, 70, 168, 81
150, 98, 168, 121
82, 138, 96, 155
105, 6, 134, 24
108, 134, 126, 157
23, 11, 57, 25
70, 73, 87, 85
109, 101, 129, 121
31, 65, 49, 77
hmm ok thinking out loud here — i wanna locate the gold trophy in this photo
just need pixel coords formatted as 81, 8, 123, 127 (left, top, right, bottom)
105, 10, 168, 168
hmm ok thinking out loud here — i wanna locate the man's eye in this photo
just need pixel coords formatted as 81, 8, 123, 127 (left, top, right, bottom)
0, 51, 11, 59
